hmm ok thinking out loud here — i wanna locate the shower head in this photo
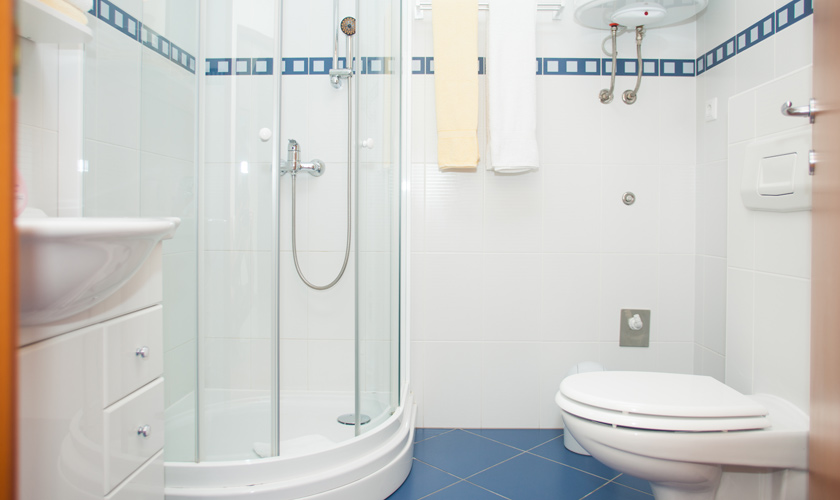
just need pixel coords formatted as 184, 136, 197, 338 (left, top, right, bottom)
340, 16, 356, 36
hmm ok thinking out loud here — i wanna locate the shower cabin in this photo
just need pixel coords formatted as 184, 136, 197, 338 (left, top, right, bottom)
81, 0, 411, 497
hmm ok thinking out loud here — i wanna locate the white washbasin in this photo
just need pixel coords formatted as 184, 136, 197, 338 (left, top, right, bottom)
16, 217, 180, 326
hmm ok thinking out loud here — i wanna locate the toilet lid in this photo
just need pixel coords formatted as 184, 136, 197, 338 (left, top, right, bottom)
559, 372, 771, 431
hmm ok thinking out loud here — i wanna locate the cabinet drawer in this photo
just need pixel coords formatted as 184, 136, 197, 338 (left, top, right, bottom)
106, 450, 163, 500
104, 378, 164, 493
103, 305, 163, 407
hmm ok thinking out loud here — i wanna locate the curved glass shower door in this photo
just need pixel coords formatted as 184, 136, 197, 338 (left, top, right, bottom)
191, 0, 401, 462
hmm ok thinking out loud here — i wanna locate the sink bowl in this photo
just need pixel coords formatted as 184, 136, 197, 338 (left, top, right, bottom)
16, 217, 180, 326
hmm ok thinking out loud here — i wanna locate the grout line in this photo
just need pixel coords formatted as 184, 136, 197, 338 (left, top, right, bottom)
606, 475, 655, 497
461, 479, 514, 499
413, 428, 457, 445
463, 451, 529, 481
576, 479, 613, 500
412, 457, 468, 480
524, 450, 622, 482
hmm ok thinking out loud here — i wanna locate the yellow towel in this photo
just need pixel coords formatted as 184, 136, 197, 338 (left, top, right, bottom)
432, 0, 479, 170
38, 0, 89, 25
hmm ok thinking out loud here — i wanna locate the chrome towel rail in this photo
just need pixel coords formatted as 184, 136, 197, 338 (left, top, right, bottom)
414, 1, 565, 20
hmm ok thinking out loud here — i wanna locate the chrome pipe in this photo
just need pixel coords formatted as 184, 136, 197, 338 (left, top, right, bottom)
599, 24, 619, 104
622, 26, 645, 105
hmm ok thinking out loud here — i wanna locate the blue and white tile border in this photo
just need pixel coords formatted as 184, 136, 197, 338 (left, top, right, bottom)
92, 0, 197, 74
94, 0, 811, 78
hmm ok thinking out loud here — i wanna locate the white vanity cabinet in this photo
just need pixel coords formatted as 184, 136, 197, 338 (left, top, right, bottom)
18, 245, 166, 500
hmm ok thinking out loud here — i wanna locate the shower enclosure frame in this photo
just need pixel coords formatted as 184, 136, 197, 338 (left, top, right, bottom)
165, 0, 414, 497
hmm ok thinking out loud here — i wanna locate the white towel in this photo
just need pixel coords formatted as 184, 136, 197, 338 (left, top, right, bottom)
486, 0, 540, 173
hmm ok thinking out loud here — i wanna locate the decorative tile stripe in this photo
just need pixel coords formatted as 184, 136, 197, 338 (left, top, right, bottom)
200, 0, 814, 78
777, 0, 814, 32
543, 58, 600, 76
660, 59, 695, 77
92, 0, 196, 74
700, 0, 812, 75
602, 58, 660, 76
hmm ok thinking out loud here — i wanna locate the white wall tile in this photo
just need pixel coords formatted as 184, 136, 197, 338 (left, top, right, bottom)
541, 254, 601, 342
250, 338, 271, 390
415, 253, 484, 342
484, 170, 543, 253
657, 255, 696, 343
754, 210, 811, 279
543, 165, 602, 254
701, 256, 727, 354
537, 342, 600, 429
774, 17, 813, 77
17, 126, 58, 216
600, 165, 660, 254
736, 41, 775, 94
659, 165, 696, 255
83, 140, 141, 216
163, 252, 198, 351
164, 339, 197, 406
410, 340, 425, 427
754, 65, 812, 138
18, 40, 59, 130
279, 339, 308, 390
725, 268, 755, 395
599, 342, 694, 374
753, 273, 811, 413
91, 22, 141, 150
729, 92, 756, 148
424, 164, 485, 252
422, 342, 483, 428
308, 339, 354, 391
536, 77, 602, 166
727, 142, 755, 270
481, 343, 541, 428
599, 254, 659, 342
306, 252, 355, 340
204, 338, 251, 389
482, 254, 542, 342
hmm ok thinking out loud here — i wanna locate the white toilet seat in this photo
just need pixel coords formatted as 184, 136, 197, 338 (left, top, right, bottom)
558, 372, 771, 432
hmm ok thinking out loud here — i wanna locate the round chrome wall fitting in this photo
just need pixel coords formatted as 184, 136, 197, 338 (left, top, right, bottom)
622, 192, 636, 205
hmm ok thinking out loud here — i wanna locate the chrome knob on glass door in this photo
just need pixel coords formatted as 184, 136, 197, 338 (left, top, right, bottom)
279, 139, 325, 177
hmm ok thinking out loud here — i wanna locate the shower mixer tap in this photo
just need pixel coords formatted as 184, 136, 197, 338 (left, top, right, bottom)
280, 139, 325, 177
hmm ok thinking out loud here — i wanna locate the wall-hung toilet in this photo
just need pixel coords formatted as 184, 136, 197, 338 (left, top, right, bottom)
556, 371, 809, 500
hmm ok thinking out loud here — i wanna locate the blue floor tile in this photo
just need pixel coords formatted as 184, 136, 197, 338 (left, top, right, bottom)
465, 428, 564, 451
612, 473, 654, 495
529, 437, 621, 480
386, 460, 459, 500
583, 481, 654, 499
425, 480, 507, 499
413, 429, 522, 478
468, 452, 611, 500
414, 428, 454, 443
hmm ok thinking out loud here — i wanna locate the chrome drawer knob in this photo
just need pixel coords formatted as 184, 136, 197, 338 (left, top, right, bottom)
135, 346, 149, 358
137, 425, 151, 438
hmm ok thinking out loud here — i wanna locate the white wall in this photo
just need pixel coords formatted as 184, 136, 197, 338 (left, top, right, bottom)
695, 0, 813, 415
410, 7, 698, 429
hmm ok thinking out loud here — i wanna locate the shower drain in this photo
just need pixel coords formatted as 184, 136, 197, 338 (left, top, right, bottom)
337, 413, 371, 426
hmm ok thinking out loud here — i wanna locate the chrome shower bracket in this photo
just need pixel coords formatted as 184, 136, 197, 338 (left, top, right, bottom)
622, 26, 646, 105
280, 139, 325, 177
600, 24, 619, 104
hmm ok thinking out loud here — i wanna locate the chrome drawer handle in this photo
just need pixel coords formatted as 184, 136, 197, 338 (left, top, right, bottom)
135, 346, 149, 358
137, 425, 151, 438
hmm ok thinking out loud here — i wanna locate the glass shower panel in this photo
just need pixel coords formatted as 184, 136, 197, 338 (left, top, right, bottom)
81, 0, 200, 462
356, 0, 401, 432
199, 0, 278, 461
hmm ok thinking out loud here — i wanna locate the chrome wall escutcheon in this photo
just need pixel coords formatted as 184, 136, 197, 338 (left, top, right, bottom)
622, 192, 636, 205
